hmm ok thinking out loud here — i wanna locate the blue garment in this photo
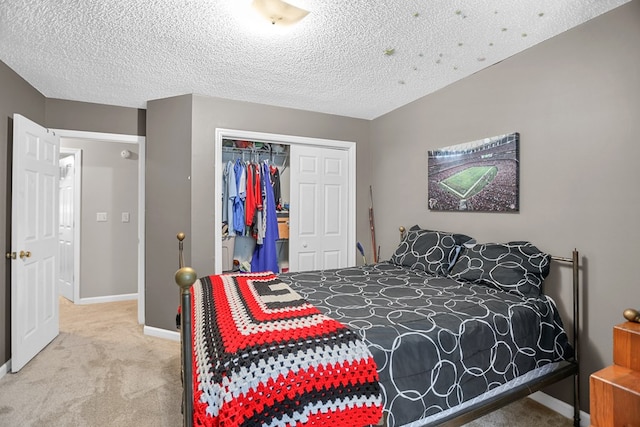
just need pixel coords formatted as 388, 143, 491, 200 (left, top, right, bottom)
233, 159, 246, 235
226, 161, 237, 236
251, 162, 280, 273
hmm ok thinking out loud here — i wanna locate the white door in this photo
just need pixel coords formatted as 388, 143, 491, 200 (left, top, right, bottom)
289, 145, 349, 272
10, 114, 60, 372
58, 154, 75, 301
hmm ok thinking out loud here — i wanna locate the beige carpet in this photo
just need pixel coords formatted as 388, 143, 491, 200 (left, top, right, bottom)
0, 298, 182, 426
0, 298, 573, 426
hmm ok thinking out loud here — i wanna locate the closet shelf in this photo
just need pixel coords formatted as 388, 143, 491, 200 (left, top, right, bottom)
222, 145, 288, 170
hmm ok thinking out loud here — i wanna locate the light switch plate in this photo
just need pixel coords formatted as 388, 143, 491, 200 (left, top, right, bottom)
121, 212, 130, 223
96, 212, 107, 222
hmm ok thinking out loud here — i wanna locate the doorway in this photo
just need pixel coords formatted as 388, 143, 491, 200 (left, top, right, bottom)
214, 128, 356, 274
53, 129, 146, 324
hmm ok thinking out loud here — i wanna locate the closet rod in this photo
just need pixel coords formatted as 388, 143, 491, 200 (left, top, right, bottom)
222, 146, 288, 170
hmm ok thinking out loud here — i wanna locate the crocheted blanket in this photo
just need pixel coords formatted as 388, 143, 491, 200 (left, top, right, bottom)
190, 272, 383, 427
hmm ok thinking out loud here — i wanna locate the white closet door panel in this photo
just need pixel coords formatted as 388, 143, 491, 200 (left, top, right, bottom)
299, 155, 318, 174
323, 251, 341, 270
323, 184, 343, 235
297, 252, 317, 272
290, 145, 349, 272
298, 183, 318, 236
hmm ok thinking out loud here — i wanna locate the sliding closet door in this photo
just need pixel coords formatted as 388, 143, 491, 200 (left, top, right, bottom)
289, 145, 349, 272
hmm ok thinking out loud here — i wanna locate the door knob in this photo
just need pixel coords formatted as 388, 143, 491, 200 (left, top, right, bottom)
19, 250, 31, 259
6, 252, 16, 259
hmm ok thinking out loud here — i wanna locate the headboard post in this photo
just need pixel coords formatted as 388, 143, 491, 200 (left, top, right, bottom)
175, 232, 197, 427
537, 249, 582, 426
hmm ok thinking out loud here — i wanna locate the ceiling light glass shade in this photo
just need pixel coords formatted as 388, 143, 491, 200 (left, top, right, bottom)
251, 0, 310, 26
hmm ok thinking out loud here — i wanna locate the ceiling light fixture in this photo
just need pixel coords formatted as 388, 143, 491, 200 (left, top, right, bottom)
251, 0, 309, 26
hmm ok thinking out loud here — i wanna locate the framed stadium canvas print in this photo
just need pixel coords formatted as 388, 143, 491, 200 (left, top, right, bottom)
427, 132, 519, 212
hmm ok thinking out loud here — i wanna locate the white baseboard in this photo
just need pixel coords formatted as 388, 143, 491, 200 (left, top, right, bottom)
77, 293, 138, 305
529, 391, 590, 427
0, 359, 10, 379
144, 325, 180, 342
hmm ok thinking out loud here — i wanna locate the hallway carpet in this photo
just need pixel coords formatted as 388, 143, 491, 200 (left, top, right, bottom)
0, 298, 574, 426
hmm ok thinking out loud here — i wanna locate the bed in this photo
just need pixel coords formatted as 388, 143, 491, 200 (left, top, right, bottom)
174, 226, 580, 427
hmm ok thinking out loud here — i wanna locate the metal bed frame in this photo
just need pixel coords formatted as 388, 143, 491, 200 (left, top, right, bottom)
173, 231, 581, 427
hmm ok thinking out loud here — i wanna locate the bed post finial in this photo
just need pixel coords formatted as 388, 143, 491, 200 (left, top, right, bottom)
175, 267, 197, 291
177, 232, 187, 269
399, 226, 406, 241
623, 308, 640, 323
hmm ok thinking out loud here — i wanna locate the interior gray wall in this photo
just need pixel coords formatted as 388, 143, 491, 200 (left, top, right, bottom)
0, 61, 46, 366
369, 0, 640, 412
46, 98, 146, 136
60, 139, 139, 299
145, 94, 193, 331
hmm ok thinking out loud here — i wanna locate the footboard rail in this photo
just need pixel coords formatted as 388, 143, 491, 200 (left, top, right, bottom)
175, 232, 196, 427
550, 249, 581, 427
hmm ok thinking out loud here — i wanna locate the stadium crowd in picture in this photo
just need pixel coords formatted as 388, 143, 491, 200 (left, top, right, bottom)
428, 132, 519, 212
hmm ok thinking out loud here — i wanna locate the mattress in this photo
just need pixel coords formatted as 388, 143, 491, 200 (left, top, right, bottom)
279, 262, 573, 427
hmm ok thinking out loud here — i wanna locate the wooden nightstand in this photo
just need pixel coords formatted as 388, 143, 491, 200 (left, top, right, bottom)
589, 322, 640, 427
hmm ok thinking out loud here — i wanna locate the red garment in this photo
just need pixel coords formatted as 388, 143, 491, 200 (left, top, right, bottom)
245, 163, 263, 232
254, 165, 263, 212
251, 165, 263, 240
245, 163, 256, 226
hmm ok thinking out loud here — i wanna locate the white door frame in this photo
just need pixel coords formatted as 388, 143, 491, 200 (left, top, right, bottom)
214, 128, 356, 274
59, 148, 82, 303
52, 129, 146, 324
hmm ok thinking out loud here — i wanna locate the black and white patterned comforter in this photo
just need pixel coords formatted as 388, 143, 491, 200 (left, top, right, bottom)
279, 262, 573, 427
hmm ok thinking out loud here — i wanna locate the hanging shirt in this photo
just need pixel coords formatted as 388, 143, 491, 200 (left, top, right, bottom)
233, 159, 246, 235
253, 165, 264, 244
222, 160, 230, 225
270, 165, 282, 211
245, 163, 258, 227
226, 161, 237, 236
251, 162, 280, 273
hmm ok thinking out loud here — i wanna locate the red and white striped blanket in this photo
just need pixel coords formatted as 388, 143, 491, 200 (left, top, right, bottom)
189, 272, 383, 427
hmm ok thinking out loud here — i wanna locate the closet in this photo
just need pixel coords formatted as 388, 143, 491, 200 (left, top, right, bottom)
221, 138, 290, 273
214, 128, 357, 275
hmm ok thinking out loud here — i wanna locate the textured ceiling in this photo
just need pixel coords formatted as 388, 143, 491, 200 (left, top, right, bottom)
0, 0, 630, 120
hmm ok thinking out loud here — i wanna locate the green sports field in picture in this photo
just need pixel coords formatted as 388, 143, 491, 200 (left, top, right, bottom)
439, 166, 498, 198
427, 132, 519, 212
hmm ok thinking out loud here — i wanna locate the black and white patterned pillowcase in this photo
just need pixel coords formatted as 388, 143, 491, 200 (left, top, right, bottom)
408, 225, 474, 247
448, 241, 551, 298
407, 225, 475, 270
390, 230, 458, 276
